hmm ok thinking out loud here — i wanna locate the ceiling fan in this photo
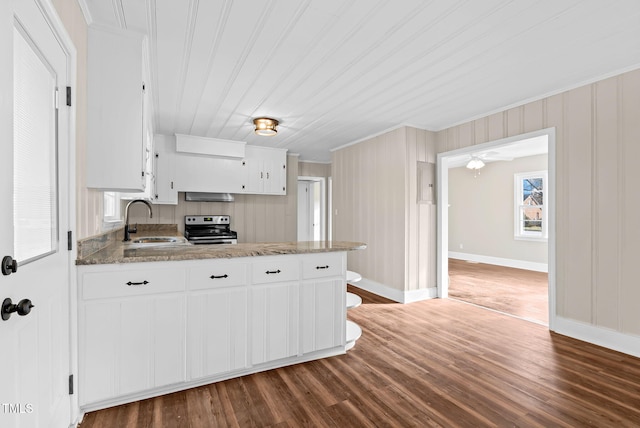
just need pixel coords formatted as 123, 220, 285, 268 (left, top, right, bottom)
465, 151, 514, 170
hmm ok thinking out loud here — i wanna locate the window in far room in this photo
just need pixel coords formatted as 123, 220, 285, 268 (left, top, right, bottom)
514, 171, 547, 241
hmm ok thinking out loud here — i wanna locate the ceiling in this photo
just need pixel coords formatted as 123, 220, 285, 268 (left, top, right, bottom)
80, 0, 640, 162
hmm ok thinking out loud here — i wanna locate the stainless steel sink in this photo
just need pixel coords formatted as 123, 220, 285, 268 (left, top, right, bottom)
125, 236, 190, 249
132, 237, 179, 244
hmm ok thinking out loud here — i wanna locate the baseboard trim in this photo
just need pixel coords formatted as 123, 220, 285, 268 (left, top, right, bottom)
351, 278, 437, 304
553, 316, 640, 358
448, 251, 548, 273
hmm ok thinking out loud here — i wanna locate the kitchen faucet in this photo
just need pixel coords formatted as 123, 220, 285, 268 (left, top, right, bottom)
123, 199, 153, 241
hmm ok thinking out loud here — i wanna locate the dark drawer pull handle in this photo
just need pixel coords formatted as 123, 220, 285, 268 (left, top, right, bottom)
265, 270, 281, 274
316, 265, 329, 270
210, 274, 228, 279
126, 280, 149, 286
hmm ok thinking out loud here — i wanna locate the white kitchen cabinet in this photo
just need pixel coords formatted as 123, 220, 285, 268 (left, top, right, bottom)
187, 261, 248, 380
300, 253, 346, 354
250, 255, 301, 364
86, 25, 151, 192
78, 265, 186, 407
241, 146, 288, 195
152, 134, 178, 204
172, 133, 245, 194
77, 252, 348, 412
174, 151, 245, 193
250, 282, 300, 365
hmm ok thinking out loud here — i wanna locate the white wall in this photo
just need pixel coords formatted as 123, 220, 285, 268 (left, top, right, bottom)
448, 154, 548, 267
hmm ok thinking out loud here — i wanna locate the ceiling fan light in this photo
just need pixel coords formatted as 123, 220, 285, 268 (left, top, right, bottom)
253, 117, 278, 136
466, 158, 485, 170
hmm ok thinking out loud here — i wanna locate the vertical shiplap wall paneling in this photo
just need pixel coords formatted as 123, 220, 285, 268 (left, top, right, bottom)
563, 85, 593, 322
594, 77, 619, 329
406, 127, 438, 292
333, 128, 408, 292
524, 100, 544, 133
620, 71, 640, 336
474, 117, 488, 145
487, 112, 505, 143
436, 68, 640, 335
406, 128, 418, 290
298, 162, 330, 178
545, 93, 566, 315
284, 155, 298, 241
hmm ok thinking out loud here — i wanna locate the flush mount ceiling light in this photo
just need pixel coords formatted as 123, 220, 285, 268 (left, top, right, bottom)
466, 156, 485, 170
253, 117, 279, 136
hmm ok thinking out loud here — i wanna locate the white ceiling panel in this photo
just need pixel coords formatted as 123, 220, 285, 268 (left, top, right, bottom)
82, 0, 640, 162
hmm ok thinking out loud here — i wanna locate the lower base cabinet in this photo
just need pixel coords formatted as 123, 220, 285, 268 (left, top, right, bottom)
301, 279, 345, 354
187, 288, 248, 380
250, 282, 300, 365
80, 294, 186, 405
77, 252, 347, 410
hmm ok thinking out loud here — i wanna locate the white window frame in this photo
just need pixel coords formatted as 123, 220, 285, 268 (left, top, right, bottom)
103, 191, 122, 227
514, 170, 547, 241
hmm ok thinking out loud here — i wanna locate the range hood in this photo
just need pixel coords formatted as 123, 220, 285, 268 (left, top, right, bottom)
184, 192, 235, 202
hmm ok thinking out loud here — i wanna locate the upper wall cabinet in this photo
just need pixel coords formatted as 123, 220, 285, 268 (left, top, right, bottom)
151, 134, 287, 202
173, 135, 245, 194
86, 25, 151, 192
241, 146, 287, 195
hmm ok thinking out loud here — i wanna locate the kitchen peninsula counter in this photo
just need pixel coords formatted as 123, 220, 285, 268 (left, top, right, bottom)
76, 239, 366, 265
77, 235, 366, 412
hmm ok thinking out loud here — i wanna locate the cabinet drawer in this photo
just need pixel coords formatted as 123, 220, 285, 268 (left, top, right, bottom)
81, 267, 186, 300
189, 261, 247, 290
251, 257, 300, 284
301, 253, 344, 279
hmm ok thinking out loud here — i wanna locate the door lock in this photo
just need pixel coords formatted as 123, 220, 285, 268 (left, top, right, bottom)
1, 256, 18, 276
1, 298, 34, 321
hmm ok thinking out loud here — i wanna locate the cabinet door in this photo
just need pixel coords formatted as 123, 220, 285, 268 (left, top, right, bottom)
263, 150, 287, 194
240, 146, 287, 195
87, 26, 147, 191
301, 278, 345, 354
250, 283, 300, 365
153, 134, 178, 204
79, 294, 185, 406
187, 288, 248, 380
241, 155, 263, 193
174, 152, 244, 193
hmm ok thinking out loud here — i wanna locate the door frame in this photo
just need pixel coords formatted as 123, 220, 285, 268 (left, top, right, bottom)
436, 128, 556, 330
297, 176, 326, 241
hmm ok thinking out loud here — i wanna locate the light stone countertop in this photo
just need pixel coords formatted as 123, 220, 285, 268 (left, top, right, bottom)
76, 237, 366, 266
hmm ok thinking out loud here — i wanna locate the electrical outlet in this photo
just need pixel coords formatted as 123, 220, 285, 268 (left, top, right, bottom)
459, 244, 463, 249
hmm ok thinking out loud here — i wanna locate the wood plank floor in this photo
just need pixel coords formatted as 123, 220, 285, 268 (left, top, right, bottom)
79, 286, 640, 427
448, 258, 549, 325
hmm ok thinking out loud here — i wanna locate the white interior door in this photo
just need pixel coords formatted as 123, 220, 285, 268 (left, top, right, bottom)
297, 181, 312, 241
0, 0, 72, 426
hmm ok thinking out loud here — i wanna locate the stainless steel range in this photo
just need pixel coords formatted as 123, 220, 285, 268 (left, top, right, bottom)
184, 215, 238, 245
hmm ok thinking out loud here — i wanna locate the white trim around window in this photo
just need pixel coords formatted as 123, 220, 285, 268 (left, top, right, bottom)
514, 170, 548, 241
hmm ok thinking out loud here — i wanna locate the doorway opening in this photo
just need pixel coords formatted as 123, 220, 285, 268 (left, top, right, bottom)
297, 176, 326, 241
436, 129, 556, 328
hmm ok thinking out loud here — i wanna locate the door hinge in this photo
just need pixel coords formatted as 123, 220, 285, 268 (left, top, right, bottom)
67, 231, 72, 251
68, 374, 74, 395
66, 86, 72, 106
